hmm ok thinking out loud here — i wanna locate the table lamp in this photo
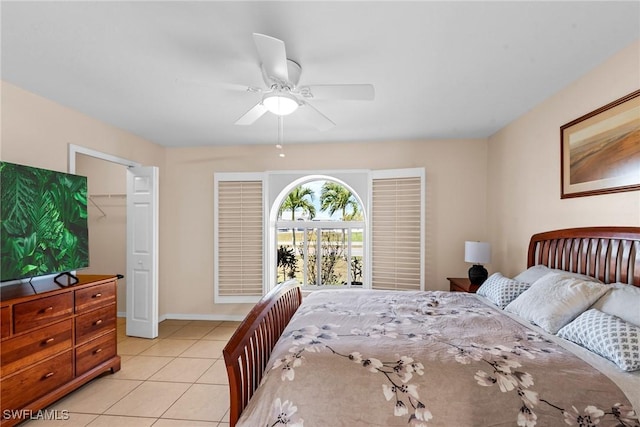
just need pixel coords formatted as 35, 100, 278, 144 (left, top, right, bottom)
465, 241, 491, 285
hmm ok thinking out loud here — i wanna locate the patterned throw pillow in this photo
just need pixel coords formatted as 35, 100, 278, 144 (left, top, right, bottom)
477, 273, 530, 309
557, 309, 640, 372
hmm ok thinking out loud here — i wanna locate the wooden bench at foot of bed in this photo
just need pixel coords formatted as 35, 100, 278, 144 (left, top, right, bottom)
222, 279, 302, 427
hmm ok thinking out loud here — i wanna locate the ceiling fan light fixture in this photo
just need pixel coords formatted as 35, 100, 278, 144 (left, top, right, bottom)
262, 92, 299, 116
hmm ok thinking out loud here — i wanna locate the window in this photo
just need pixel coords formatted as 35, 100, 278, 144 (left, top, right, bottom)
371, 171, 423, 291
214, 174, 264, 303
275, 179, 364, 288
214, 168, 424, 302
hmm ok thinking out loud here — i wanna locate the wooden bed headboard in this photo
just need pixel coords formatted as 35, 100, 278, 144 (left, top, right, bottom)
527, 226, 640, 287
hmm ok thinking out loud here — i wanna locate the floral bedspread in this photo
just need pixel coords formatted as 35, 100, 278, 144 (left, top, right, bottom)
237, 289, 639, 427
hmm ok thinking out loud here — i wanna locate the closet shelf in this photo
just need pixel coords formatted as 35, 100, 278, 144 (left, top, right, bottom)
89, 193, 126, 198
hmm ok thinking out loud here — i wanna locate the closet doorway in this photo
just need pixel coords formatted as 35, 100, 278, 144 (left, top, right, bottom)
69, 145, 159, 339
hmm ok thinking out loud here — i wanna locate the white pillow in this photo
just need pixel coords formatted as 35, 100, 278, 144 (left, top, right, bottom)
557, 309, 640, 372
504, 272, 610, 333
591, 283, 640, 327
513, 265, 552, 284
513, 265, 601, 284
550, 269, 602, 283
477, 272, 530, 309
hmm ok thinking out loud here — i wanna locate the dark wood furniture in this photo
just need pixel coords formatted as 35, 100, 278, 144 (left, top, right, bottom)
223, 227, 640, 427
447, 277, 481, 293
528, 226, 640, 286
222, 280, 302, 427
0, 274, 121, 426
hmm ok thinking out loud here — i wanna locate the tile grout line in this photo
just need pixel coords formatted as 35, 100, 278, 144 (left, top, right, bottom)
26, 320, 235, 426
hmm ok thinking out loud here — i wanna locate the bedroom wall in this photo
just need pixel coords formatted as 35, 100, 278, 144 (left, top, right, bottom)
0, 81, 165, 314
161, 140, 488, 318
487, 40, 640, 277
76, 154, 128, 312
4, 30, 637, 319
2, 80, 489, 319
1, 82, 164, 172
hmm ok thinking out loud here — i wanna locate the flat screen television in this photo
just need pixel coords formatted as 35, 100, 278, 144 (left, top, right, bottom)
1, 161, 89, 284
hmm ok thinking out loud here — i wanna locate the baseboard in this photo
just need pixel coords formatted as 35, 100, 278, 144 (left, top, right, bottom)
159, 313, 246, 322
116, 312, 245, 322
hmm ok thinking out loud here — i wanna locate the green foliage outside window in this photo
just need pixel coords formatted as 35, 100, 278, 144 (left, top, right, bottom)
277, 245, 298, 282
277, 180, 363, 287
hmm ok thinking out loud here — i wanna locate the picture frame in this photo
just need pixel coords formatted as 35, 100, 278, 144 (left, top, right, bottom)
560, 89, 640, 199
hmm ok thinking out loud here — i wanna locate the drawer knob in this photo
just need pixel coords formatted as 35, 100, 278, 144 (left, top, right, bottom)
94, 348, 103, 354
94, 319, 103, 326
41, 306, 54, 313
43, 372, 55, 379
44, 337, 55, 344
93, 293, 102, 298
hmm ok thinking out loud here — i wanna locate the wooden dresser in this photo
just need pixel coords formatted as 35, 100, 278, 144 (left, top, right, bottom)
0, 275, 121, 426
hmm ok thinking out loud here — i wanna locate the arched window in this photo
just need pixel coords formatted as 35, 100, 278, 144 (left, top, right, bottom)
275, 179, 365, 288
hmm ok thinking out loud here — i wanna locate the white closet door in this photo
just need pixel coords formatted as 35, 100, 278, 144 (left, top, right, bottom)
126, 166, 159, 338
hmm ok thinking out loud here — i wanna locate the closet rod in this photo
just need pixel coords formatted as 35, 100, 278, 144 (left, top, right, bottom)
88, 194, 126, 218
89, 193, 126, 198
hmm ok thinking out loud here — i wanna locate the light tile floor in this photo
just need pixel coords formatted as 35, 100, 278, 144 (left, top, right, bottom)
24, 318, 238, 427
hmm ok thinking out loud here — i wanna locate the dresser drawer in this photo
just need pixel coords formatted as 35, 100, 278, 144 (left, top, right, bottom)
1, 319, 73, 377
75, 304, 116, 345
1, 306, 10, 339
75, 330, 117, 376
14, 293, 73, 334
75, 281, 116, 314
0, 350, 73, 411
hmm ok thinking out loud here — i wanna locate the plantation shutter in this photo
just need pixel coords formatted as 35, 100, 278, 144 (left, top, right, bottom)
371, 170, 424, 291
215, 175, 264, 303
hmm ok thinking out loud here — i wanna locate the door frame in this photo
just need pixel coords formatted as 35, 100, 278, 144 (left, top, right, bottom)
69, 144, 140, 171
68, 144, 157, 333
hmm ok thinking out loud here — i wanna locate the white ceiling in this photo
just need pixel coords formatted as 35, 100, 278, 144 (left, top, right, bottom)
2, 1, 639, 148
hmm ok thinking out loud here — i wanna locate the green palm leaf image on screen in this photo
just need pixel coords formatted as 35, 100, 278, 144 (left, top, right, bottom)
1, 161, 89, 282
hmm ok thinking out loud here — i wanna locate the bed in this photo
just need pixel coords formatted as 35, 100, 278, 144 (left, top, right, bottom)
223, 226, 640, 426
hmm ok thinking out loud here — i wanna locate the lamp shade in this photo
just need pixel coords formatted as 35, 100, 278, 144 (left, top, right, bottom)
464, 241, 491, 264
262, 92, 299, 116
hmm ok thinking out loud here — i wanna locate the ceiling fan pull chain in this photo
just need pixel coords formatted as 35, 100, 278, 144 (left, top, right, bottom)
277, 116, 285, 158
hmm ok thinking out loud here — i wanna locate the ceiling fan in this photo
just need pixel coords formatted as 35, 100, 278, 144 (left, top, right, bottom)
234, 33, 375, 131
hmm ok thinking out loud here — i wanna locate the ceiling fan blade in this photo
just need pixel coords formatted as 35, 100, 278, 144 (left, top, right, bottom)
302, 84, 375, 101
253, 33, 289, 83
235, 102, 268, 125
221, 83, 263, 93
297, 102, 336, 131
175, 78, 261, 93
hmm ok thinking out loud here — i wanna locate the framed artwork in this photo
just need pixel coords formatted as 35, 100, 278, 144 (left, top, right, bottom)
561, 89, 640, 198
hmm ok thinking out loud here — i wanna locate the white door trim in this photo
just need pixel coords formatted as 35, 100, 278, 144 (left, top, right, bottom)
68, 144, 141, 173
68, 144, 158, 338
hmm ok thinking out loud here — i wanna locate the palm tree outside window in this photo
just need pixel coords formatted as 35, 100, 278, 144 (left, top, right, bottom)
278, 186, 316, 246
276, 180, 364, 287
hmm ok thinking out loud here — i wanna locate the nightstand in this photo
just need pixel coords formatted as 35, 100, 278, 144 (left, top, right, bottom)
447, 277, 481, 293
